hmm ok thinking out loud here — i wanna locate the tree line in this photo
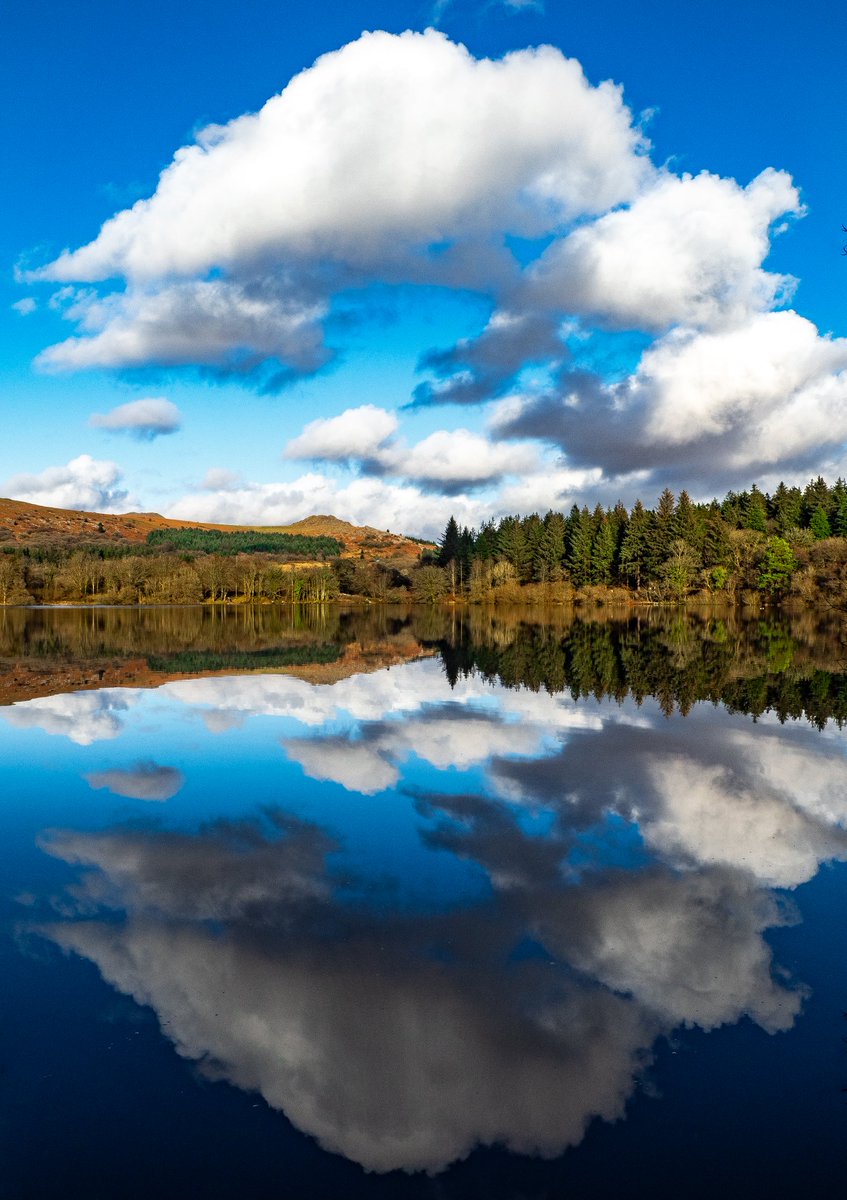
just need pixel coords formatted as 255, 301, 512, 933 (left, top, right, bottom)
3, 475, 847, 607
146, 528, 343, 556
0, 546, 343, 605
423, 476, 847, 605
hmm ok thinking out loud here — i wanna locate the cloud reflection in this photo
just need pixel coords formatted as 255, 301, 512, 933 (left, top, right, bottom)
85, 761, 185, 802
41, 810, 658, 1173
29, 656, 847, 1174
3, 689, 139, 745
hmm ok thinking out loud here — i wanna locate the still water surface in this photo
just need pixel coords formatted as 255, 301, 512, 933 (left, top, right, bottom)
2, 606, 847, 1198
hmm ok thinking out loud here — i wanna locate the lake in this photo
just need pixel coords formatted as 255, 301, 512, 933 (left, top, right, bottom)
2, 604, 847, 1198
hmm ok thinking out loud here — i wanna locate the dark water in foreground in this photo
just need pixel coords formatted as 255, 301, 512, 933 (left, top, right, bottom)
2, 605, 847, 1198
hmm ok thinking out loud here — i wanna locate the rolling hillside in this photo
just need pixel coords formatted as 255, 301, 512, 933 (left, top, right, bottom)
0, 498, 433, 563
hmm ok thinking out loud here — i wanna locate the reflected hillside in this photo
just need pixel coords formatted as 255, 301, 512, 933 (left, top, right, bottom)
0, 605, 428, 704
3, 604, 847, 725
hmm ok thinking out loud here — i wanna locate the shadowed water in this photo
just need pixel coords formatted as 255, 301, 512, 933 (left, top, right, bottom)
2, 606, 847, 1198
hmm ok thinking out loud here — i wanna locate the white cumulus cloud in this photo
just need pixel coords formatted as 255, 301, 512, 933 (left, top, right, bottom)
284, 405, 399, 462
526, 168, 801, 331
34, 31, 646, 286
89, 397, 182, 440
27, 30, 648, 384
36, 279, 328, 378
284, 406, 540, 493
3, 454, 131, 512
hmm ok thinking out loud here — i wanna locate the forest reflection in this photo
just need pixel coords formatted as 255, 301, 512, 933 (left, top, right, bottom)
2, 603, 846, 725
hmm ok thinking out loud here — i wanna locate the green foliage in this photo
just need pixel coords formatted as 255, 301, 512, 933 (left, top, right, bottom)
744, 485, 768, 533
146, 528, 343, 556
657, 539, 698, 599
809, 507, 832, 540
758, 537, 797, 595
147, 645, 342, 672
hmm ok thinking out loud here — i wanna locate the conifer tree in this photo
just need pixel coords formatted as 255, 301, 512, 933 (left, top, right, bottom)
647, 488, 676, 577
770, 481, 802, 533
591, 509, 616, 585
474, 520, 498, 560
536, 511, 566, 581
498, 516, 530, 578
438, 516, 461, 567
673, 490, 705, 558
810, 506, 832, 540
833, 483, 847, 538
619, 500, 650, 591
522, 513, 545, 583
566, 506, 594, 586
802, 476, 832, 525
744, 485, 768, 533
702, 512, 733, 569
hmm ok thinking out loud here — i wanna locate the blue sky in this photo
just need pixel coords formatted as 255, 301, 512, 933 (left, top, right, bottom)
3, 0, 847, 537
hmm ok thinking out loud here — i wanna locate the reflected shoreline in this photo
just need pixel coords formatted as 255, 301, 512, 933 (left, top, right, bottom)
2, 603, 846, 725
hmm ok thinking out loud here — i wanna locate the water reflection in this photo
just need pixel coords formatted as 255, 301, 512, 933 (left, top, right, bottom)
84, 762, 185, 802
3, 604, 847, 726
20, 619, 847, 1177
4, 687, 138, 743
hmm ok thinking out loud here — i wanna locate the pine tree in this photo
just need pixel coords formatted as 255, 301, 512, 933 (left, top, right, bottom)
770, 481, 802, 533
566, 506, 594, 586
833, 484, 847, 538
702, 512, 733, 569
474, 520, 498, 560
522, 513, 545, 583
743, 485, 768, 533
497, 517, 530, 578
721, 490, 743, 528
591, 509, 616, 585
619, 500, 650, 591
647, 488, 676, 577
802, 476, 832, 526
438, 516, 461, 567
810, 506, 832, 540
535, 511, 566, 581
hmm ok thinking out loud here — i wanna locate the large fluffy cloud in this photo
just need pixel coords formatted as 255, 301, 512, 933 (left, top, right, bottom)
26, 30, 649, 390
524, 168, 801, 332
496, 311, 847, 484
38, 280, 328, 379
35, 32, 646, 285
20, 27, 847, 508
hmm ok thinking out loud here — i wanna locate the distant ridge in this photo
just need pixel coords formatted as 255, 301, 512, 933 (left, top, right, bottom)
0, 498, 432, 562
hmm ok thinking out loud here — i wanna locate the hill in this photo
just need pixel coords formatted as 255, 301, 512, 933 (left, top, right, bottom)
0, 498, 433, 563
